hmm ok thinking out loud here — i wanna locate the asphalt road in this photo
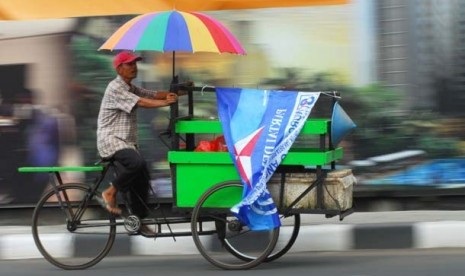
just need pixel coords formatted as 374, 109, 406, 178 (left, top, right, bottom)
2, 249, 465, 276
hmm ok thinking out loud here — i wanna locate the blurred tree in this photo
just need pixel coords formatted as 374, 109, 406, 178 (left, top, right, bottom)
342, 84, 412, 159
69, 35, 114, 163
262, 70, 426, 159
70, 35, 114, 92
402, 110, 461, 158
417, 135, 460, 158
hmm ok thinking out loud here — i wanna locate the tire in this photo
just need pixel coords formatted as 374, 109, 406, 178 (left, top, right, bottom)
32, 183, 116, 270
225, 213, 300, 262
191, 181, 279, 270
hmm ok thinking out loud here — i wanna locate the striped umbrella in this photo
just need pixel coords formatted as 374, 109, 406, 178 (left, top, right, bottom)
100, 10, 246, 79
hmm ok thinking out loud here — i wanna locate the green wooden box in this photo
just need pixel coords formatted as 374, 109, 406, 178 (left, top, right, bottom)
168, 119, 343, 208
169, 149, 343, 207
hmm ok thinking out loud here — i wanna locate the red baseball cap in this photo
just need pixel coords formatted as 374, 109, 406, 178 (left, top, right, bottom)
113, 51, 143, 69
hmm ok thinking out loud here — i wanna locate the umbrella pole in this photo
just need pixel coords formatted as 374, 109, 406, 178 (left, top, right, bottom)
170, 50, 179, 151
172, 51, 175, 82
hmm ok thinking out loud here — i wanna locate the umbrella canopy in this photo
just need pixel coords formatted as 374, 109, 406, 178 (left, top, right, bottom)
99, 11, 245, 54
0, 0, 350, 21
99, 10, 246, 81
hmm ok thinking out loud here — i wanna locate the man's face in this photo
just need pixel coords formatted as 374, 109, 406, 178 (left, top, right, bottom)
117, 61, 138, 80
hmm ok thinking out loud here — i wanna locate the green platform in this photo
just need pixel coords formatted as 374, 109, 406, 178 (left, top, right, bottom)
18, 166, 104, 173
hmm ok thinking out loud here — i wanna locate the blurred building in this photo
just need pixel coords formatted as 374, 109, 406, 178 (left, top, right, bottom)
448, 0, 465, 115
0, 19, 81, 204
0, 19, 77, 108
374, 0, 455, 111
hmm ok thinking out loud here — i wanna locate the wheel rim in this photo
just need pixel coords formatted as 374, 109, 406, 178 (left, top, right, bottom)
32, 183, 116, 270
191, 181, 279, 270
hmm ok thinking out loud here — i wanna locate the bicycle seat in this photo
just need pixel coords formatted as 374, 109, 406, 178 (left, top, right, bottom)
95, 157, 114, 165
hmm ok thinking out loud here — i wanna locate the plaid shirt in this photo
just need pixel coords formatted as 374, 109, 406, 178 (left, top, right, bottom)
97, 75, 155, 158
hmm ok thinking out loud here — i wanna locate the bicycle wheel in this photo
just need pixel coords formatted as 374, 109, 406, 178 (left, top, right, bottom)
266, 213, 300, 261
32, 183, 116, 270
225, 213, 300, 262
191, 181, 279, 270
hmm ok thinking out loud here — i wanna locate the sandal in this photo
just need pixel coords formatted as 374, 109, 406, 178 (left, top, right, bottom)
97, 193, 122, 216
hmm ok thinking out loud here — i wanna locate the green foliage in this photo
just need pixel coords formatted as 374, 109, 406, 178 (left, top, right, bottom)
262, 69, 412, 158
69, 35, 115, 163
417, 135, 460, 158
70, 36, 114, 92
261, 68, 344, 91
336, 85, 462, 158
341, 84, 412, 157
262, 69, 463, 159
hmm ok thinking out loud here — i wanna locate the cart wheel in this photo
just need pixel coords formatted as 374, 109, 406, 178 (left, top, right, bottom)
225, 213, 300, 262
32, 183, 116, 270
191, 181, 279, 270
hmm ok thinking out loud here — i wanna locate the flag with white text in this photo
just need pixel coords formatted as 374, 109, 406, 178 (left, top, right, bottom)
216, 88, 320, 230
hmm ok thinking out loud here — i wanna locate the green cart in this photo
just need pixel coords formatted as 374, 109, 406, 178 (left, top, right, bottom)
18, 86, 354, 270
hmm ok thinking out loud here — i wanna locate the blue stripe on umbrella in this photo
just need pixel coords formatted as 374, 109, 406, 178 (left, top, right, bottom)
164, 11, 192, 52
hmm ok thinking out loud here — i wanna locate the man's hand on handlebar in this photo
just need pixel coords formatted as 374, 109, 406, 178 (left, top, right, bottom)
166, 93, 178, 104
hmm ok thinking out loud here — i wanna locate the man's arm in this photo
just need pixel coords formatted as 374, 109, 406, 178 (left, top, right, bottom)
137, 93, 177, 108
153, 90, 174, 100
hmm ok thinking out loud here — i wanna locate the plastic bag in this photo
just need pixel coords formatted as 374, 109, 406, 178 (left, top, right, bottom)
194, 135, 228, 152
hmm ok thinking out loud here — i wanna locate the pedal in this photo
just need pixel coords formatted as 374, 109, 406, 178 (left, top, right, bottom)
124, 215, 141, 234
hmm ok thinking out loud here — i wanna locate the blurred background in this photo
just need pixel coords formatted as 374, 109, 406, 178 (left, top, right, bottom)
0, 0, 463, 208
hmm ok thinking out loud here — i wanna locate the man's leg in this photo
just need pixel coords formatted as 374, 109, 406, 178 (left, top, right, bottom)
112, 148, 150, 218
129, 167, 150, 218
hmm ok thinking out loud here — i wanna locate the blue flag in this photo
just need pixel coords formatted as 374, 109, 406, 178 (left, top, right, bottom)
216, 88, 320, 231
